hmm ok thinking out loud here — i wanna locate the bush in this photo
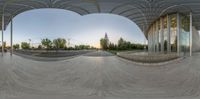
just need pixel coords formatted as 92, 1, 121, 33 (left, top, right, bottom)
21, 42, 30, 49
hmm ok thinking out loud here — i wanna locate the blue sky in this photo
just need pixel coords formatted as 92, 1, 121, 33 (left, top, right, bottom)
4, 8, 145, 48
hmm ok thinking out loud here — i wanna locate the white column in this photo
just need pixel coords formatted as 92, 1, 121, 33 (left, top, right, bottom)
10, 17, 13, 56
177, 13, 180, 56
152, 23, 156, 53
160, 17, 164, 53
148, 33, 150, 53
190, 12, 193, 56
143, 25, 146, 51
155, 21, 158, 52
1, 12, 4, 56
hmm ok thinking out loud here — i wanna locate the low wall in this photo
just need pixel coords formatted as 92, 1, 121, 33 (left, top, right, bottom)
117, 52, 179, 63
14, 50, 94, 57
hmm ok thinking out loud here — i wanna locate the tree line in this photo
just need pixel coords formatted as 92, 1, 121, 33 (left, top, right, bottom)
100, 35, 146, 51
13, 38, 96, 50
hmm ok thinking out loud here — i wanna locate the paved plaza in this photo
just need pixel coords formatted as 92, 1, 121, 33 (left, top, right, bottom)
0, 51, 200, 99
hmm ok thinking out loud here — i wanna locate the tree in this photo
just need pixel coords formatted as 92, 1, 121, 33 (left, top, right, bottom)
75, 45, 91, 50
118, 38, 126, 50
100, 33, 109, 50
108, 43, 116, 50
38, 45, 42, 50
100, 36, 145, 51
21, 42, 30, 49
41, 38, 52, 50
53, 38, 67, 49
171, 37, 177, 52
0, 42, 7, 52
126, 41, 132, 50
13, 44, 20, 49
3, 42, 6, 49
100, 38, 108, 50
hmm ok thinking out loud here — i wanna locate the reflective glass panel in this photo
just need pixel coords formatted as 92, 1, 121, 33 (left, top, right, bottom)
180, 15, 190, 56
170, 14, 177, 52
163, 16, 168, 52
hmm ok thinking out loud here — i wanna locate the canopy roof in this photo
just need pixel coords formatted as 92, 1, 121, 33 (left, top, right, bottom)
1, 0, 200, 37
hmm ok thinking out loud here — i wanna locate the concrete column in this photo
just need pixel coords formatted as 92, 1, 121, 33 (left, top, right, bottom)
148, 33, 150, 53
156, 21, 159, 52
160, 17, 164, 53
1, 12, 4, 56
143, 25, 147, 52
149, 27, 153, 53
10, 17, 13, 56
177, 13, 180, 55
190, 12, 193, 56
153, 24, 155, 52
167, 15, 171, 52
148, 32, 151, 53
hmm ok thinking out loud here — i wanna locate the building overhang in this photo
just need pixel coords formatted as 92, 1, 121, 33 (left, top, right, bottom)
1, 0, 200, 38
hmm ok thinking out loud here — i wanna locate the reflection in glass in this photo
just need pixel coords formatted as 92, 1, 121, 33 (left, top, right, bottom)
158, 20, 161, 52
147, 13, 190, 55
180, 15, 190, 55
163, 16, 168, 52
170, 14, 177, 52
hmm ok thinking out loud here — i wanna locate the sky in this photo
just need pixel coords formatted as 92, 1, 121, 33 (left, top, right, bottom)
3, 8, 145, 48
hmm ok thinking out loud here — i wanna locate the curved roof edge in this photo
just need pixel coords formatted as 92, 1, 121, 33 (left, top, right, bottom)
1, 0, 200, 38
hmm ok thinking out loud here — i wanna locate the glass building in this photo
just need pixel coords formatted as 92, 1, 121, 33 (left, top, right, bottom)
147, 13, 193, 56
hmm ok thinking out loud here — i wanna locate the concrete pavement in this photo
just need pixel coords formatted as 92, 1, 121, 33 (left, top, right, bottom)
0, 51, 200, 99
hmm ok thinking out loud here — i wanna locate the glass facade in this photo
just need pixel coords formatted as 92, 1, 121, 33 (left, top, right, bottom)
170, 14, 177, 52
180, 16, 190, 55
158, 20, 161, 52
163, 16, 168, 52
147, 13, 191, 56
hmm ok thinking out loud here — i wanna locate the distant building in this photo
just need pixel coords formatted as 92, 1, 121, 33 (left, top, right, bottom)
104, 33, 109, 47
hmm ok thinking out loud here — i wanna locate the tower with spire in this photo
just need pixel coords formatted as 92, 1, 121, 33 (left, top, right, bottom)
104, 33, 109, 47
